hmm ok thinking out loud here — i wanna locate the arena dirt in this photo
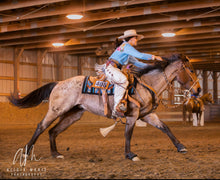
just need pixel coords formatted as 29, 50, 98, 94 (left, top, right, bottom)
0, 102, 219, 179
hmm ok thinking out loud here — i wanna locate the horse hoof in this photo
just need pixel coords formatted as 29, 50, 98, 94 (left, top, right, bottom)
179, 148, 188, 153
132, 156, 140, 161
56, 155, 64, 159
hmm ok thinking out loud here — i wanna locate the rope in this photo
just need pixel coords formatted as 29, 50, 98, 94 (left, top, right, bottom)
17, 4, 49, 20
83, 18, 117, 32
187, 6, 220, 21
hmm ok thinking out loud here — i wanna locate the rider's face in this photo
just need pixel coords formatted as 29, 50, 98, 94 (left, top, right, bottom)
128, 36, 137, 46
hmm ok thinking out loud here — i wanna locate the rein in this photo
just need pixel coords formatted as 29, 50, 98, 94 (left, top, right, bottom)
184, 79, 199, 97
134, 75, 159, 111
161, 62, 199, 109
181, 63, 199, 92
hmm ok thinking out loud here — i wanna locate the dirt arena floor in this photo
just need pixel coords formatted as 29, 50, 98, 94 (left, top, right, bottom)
0, 102, 220, 179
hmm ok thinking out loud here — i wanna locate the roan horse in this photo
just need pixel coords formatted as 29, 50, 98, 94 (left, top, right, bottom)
183, 93, 214, 126
9, 54, 201, 161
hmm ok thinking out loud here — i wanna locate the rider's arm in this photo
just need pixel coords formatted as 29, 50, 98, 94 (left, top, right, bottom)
123, 43, 153, 60
127, 56, 148, 68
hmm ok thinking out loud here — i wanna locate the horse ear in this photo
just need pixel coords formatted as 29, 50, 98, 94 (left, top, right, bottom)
177, 54, 188, 62
185, 56, 191, 62
161, 53, 174, 62
173, 53, 185, 62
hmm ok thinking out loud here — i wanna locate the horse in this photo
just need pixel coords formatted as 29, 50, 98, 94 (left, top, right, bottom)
8, 53, 201, 161
183, 93, 214, 126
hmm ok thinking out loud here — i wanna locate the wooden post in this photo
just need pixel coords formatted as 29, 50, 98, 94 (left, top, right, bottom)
57, 53, 65, 81
37, 49, 47, 87
202, 70, 208, 95
168, 81, 174, 105
77, 56, 82, 75
213, 71, 218, 104
13, 48, 24, 98
96, 57, 103, 64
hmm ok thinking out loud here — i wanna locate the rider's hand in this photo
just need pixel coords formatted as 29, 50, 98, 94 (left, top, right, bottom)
154, 55, 163, 61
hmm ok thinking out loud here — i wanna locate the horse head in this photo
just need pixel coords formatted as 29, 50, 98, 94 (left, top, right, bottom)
130, 53, 201, 96
162, 54, 201, 96
203, 93, 214, 104
208, 93, 214, 104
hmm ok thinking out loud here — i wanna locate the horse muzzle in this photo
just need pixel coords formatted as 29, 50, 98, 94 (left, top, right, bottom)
192, 87, 201, 96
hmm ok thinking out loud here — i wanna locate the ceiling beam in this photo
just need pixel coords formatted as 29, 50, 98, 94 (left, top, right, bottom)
0, 15, 219, 41
10, 35, 220, 50
1, 23, 220, 46
0, 0, 164, 23
48, 43, 220, 55
3, 29, 219, 49
1, 0, 220, 33
141, 43, 220, 55
0, 0, 69, 12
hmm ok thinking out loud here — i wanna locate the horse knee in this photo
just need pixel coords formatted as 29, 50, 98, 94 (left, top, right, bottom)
36, 122, 45, 134
157, 123, 170, 133
48, 128, 53, 136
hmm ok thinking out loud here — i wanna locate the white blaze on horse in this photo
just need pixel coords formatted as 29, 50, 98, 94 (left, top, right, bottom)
9, 54, 201, 161
183, 93, 214, 126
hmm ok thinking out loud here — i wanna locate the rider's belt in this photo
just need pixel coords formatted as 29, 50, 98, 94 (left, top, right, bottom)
106, 59, 122, 69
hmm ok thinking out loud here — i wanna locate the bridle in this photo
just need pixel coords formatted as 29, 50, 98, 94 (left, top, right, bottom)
163, 60, 199, 94
161, 60, 199, 108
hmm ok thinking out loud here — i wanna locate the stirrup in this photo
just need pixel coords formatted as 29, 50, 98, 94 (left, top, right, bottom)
112, 110, 125, 118
118, 103, 127, 112
116, 100, 127, 113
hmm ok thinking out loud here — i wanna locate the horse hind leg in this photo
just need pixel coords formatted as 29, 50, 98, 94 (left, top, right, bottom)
49, 106, 85, 158
197, 113, 200, 126
198, 111, 203, 126
188, 111, 193, 122
25, 110, 61, 155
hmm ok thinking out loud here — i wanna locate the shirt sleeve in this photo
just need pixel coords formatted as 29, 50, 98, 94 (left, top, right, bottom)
127, 56, 149, 68
123, 43, 153, 60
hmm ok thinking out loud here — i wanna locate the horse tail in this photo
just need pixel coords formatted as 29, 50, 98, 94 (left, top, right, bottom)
8, 82, 58, 108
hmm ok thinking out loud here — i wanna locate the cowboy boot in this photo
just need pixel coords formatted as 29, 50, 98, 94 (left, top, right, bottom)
112, 109, 125, 118
116, 99, 127, 113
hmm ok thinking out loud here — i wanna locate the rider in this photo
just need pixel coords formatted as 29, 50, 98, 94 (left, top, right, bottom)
191, 94, 205, 111
104, 29, 163, 118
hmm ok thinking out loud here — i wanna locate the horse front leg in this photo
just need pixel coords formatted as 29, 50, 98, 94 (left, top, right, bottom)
124, 108, 140, 161
188, 111, 192, 122
183, 105, 186, 122
141, 113, 187, 153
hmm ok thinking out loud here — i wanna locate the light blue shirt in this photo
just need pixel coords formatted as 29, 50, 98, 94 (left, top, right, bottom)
109, 41, 153, 68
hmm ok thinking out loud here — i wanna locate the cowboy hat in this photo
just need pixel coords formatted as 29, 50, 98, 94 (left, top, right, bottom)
118, 29, 144, 41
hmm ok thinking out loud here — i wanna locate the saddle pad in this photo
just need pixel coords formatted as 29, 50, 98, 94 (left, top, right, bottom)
82, 76, 136, 95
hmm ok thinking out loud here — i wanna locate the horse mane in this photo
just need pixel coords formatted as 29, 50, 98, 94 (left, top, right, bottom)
132, 53, 188, 77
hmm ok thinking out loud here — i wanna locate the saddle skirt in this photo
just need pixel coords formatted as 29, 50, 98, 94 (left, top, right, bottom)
82, 63, 136, 95
82, 75, 136, 96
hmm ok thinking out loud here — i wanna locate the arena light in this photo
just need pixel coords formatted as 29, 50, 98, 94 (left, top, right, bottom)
66, 14, 83, 20
52, 42, 64, 47
161, 32, 176, 37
